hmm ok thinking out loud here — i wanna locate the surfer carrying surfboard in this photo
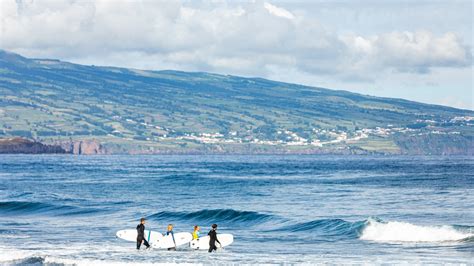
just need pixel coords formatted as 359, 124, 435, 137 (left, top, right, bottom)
164, 224, 177, 251
192, 225, 201, 240
208, 224, 221, 252
136, 218, 150, 250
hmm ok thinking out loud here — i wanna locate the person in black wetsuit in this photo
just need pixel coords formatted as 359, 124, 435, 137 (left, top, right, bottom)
136, 218, 150, 250
208, 223, 221, 252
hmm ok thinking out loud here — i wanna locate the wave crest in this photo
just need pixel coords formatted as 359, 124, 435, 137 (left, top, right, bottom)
148, 209, 273, 225
271, 218, 365, 239
360, 218, 474, 243
0, 201, 98, 216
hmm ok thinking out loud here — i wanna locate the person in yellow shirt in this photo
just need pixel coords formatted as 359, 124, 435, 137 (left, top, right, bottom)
192, 225, 200, 240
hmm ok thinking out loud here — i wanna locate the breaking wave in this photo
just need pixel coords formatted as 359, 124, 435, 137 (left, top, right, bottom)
270, 217, 473, 243
359, 218, 474, 243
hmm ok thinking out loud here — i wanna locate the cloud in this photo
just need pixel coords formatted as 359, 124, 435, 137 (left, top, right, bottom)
341, 31, 471, 74
0, 0, 471, 82
263, 2, 294, 20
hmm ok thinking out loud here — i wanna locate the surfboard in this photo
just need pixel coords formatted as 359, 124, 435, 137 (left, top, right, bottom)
116, 229, 162, 244
189, 233, 234, 250
152, 232, 193, 249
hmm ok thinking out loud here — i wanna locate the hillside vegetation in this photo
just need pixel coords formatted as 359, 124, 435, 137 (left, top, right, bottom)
0, 50, 472, 154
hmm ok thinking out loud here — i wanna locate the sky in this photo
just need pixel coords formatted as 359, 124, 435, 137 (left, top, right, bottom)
1, 0, 473, 110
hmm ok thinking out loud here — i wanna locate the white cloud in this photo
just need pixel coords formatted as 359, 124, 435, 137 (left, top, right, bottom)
340, 31, 471, 75
263, 2, 294, 20
1, 0, 470, 76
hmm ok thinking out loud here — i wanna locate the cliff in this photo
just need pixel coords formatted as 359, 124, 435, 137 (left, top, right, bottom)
58, 140, 107, 155
0, 138, 66, 154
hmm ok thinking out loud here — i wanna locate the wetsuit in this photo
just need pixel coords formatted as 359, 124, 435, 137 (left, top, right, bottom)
164, 230, 176, 250
136, 223, 150, 249
208, 229, 221, 252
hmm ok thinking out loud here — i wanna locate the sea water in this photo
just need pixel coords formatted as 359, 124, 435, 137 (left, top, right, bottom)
0, 155, 472, 265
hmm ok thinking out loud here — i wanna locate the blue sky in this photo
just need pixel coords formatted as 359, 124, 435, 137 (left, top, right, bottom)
1, 0, 472, 109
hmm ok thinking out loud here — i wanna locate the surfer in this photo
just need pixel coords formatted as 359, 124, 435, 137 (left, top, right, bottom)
136, 218, 150, 250
192, 225, 201, 240
208, 223, 221, 252
164, 224, 176, 251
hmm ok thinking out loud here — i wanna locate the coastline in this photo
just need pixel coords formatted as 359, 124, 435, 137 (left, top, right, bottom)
1, 137, 471, 155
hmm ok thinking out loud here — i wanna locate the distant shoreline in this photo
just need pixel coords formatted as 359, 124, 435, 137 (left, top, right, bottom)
1, 137, 471, 156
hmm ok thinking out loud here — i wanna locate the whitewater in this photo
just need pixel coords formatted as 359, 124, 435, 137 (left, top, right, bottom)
0, 155, 473, 265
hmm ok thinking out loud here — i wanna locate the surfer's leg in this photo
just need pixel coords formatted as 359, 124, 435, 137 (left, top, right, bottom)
208, 244, 216, 252
143, 239, 150, 248
137, 240, 141, 249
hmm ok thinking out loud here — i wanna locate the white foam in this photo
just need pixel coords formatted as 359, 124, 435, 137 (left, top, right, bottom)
0, 234, 30, 239
0, 250, 28, 262
360, 219, 472, 243
42, 257, 200, 266
0, 252, 199, 266
0, 244, 203, 266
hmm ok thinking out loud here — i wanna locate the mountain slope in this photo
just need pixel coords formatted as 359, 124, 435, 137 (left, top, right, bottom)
0, 50, 472, 154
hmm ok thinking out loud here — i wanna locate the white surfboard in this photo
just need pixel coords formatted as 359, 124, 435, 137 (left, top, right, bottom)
116, 229, 162, 244
152, 232, 193, 249
190, 233, 234, 250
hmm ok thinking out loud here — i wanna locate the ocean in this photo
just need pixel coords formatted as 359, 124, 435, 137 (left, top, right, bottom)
0, 155, 473, 265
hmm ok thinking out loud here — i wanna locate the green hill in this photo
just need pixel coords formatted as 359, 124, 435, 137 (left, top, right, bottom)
0, 50, 472, 154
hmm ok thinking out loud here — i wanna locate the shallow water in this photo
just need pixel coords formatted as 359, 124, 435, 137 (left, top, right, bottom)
0, 155, 473, 265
